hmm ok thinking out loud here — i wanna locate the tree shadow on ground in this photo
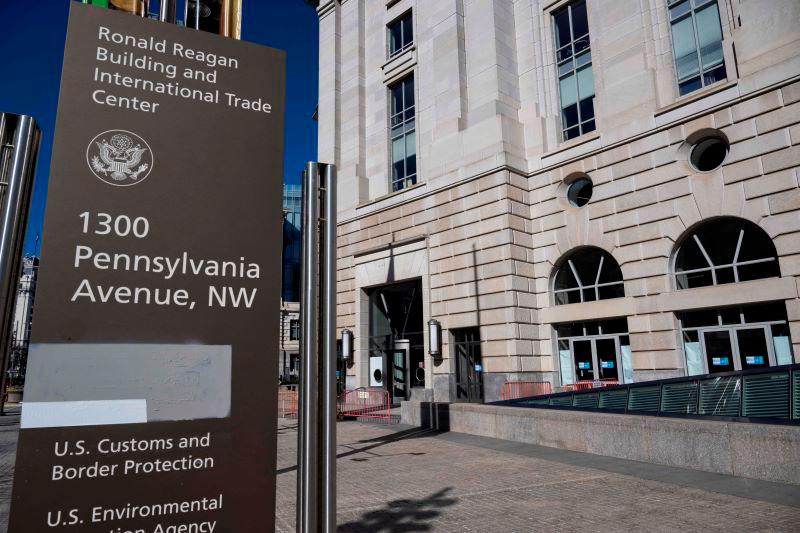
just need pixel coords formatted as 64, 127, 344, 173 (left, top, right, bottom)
338, 487, 458, 532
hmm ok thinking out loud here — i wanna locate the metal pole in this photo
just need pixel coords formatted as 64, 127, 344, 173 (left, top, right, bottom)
159, 0, 176, 23
297, 162, 319, 533
0, 115, 39, 416
321, 164, 337, 533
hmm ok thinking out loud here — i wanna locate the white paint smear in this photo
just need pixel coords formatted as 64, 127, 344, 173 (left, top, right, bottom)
21, 399, 147, 429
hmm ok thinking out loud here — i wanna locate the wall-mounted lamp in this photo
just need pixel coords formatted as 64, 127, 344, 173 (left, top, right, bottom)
341, 329, 353, 360
428, 319, 441, 357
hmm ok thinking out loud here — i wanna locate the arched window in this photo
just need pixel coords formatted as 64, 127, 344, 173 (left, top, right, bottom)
553, 248, 625, 305
674, 218, 780, 290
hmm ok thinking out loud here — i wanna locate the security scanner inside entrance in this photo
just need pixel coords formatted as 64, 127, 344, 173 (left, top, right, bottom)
367, 280, 424, 404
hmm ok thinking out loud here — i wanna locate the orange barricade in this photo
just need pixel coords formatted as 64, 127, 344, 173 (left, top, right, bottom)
562, 380, 619, 392
278, 387, 298, 418
500, 381, 552, 400
337, 388, 392, 423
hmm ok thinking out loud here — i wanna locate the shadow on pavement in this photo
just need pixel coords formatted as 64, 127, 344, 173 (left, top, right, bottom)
276, 425, 441, 475
338, 487, 458, 532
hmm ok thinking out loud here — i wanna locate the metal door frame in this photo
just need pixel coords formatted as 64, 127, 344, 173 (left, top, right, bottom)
454, 329, 483, 403
568, 335, 622, 381
697, 324, 776, 373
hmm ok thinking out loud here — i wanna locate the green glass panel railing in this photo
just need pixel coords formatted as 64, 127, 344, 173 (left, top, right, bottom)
793, 370, 800, 420
698, 376, 740, 417
661, 382, 698, 414
599, 388, 628, 411
550, 395, 573, 406
743, 372, 789, 419
495, 364, 799, 425
628, 386, 661, 412
573, 393, 599, 409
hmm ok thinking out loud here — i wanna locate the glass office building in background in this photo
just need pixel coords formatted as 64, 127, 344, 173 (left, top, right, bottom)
282, 184, 302, 303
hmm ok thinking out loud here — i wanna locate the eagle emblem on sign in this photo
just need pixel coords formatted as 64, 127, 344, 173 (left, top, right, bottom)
86, 130, 153, 186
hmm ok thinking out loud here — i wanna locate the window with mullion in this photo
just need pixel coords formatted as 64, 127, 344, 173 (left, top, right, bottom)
554, 0, 595, 142
388, 11, 413, 58
389, 75, 417, 192
668, 0, 726, 95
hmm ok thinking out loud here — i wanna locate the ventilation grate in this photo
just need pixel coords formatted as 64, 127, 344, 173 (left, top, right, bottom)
573, 392, 599, 409
742, 372, 790, 419
599, 388, 628, 411
661, 382, 698, 414
628, 386, 660, 412
793, 371, 800, 420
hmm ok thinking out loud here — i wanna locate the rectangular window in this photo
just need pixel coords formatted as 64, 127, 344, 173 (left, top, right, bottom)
554, 0, 595, 141
388, 11, 413, 58
389, 75, 416, 192
289, 319, 300, 341
668, 0, 726, 95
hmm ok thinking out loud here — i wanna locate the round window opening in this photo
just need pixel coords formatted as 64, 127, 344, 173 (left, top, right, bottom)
690, 137, 728, 172
566, 177, 593, 207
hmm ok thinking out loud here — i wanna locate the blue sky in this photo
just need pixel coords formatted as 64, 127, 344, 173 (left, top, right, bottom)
0, 0, 318, 255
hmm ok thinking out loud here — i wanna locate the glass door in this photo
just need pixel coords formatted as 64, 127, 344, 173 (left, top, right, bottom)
735, 327, 771, 370
595, 338, 619, 381
702, 329, 734, 372
391, 349, 408, 401
572, 339, 594, 381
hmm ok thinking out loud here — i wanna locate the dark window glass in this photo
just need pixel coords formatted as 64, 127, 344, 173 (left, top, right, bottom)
719, 307, 741, 325
389, 76, 417, 192
681, 309, 719, 328
555, 1, 595, 141
669, 0, 726, 96
737, 328, 770, 370
554, 248, 624, 305
690, 137, 728, 171
388, 12, 413, 57
601, 319, 629, 335
675, 219, 779, 289
675, 237, 708, 272
742, 303, 786, 324
556, 322, 584, 338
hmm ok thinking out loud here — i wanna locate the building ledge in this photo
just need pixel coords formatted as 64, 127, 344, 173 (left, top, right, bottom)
655, 79, 739, 117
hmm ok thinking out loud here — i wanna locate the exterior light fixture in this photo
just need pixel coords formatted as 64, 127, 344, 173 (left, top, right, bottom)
341, 329, 353, 360
428, 319, 441, 357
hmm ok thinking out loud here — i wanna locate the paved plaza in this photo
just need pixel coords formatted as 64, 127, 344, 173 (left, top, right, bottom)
0, 411, 798, 531
277, 419, 800, 532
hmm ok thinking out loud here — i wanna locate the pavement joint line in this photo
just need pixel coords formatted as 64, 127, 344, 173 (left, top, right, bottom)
383, 422, 800, 510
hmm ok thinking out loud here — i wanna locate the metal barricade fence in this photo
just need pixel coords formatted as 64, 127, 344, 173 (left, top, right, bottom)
278, 386, 298, 418
562, 380, 619, 392
500, 381, 552, 400
337, 388, 392, 423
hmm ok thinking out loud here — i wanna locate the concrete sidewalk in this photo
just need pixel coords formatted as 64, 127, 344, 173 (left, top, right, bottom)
277, 419, 800, 532
0, 411, 798, 531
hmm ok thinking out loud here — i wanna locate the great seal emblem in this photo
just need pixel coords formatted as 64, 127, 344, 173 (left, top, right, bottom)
86, 130, 153, 186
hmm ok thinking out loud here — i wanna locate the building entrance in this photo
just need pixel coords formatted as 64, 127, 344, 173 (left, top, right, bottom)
453, 327, 483, 402
556, 319, 632, 385
366, 279, 424, 403
679, 303, 794, 375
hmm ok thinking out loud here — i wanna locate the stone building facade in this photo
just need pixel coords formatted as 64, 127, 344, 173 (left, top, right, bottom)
311, 0, 800, 402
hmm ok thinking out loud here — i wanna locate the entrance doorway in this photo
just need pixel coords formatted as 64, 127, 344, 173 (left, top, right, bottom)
679, 303, 794, 375
570, 337, 621, 381
366, 279, 424, 403
555, 318, 632, 385
453, 327, 483, 402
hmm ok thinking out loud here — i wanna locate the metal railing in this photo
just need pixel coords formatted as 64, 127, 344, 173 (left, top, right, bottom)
500, 381, 552, 400
494, 364, 800, 424
337, 388, 393, 423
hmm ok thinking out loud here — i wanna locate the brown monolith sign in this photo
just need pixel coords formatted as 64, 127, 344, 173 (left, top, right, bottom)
8, 3, 285, 531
